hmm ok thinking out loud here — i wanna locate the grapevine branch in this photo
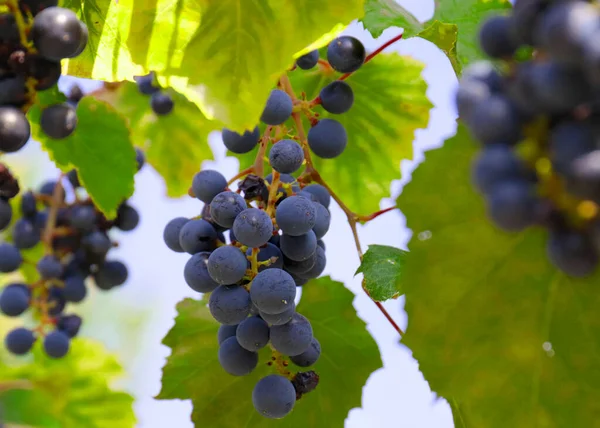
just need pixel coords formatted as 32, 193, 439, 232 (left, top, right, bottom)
279, 67, 404, 336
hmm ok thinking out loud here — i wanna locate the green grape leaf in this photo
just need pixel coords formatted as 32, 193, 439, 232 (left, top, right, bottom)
361, 0, 424, 38
287, 53, 432, 213
61, 0, 201, 82
0, 339, 135, 428
29, 90, 136, 218
93, 82, 217, 198
361, 0, 511, 75
178, 0, 365, 132
356, 244, 405, 301
157, 276, 381, 427
397, 123, 600, 427
417, 21, 461, 75
426, 0, 512, 72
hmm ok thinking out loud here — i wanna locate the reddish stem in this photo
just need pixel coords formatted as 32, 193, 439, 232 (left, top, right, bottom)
357, 206, 398, 222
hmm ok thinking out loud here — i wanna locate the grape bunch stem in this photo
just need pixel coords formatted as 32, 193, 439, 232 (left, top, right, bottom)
277, 43, 406, 336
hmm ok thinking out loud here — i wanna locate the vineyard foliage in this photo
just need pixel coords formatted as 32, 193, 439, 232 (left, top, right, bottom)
1, 0, 596, 427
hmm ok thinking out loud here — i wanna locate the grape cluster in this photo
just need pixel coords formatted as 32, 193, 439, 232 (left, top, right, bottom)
134, 72, 174, 116
164, 35, 366, 419
0, 2, 88, 154
457, 0, 600, 277
0, 156, 144, 359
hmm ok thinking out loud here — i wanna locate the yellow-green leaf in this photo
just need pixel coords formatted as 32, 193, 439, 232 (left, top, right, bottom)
361, 0, 424, 38
28, 91, 136, 218
417, 21, 460, 75
286, 53, 432, 213
179, 0, 365, 131
94, 82, 216, 197
157, 277, 381, 427
397, 123, 600, 427
61, 0, 202, 82
0, 339, 135, 428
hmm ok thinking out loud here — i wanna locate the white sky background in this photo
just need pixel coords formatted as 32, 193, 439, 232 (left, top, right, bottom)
5, 0, 466, 426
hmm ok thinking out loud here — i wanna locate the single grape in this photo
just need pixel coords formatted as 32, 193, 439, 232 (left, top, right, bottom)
218, 336, 258, 376
479, 15, 518, 59
20, 191, 37, 218
12, 218, 40, 249
236, 316, 270, 351
275, 196, 317, 236
269, 139, 304, 174
548, 230, 598, 277
37, 255, 64, 279
319, 81, 354, 114
280, 231, 317, 262
296, 50, 319, 70
250, 268, 296, 315
290, 274, 308, 287
82, 231, 112, 255
135, 148, 145, 171
455, 75, 493, 121
327, 36, 366, 73
151, 92, 174, 115
63, 274, 87, 303
115, 203, 139, 231
471, 145, 530, 194
301, 184, 330, 208
529, 61, 591, 114
222, 126, 260, 154
68, 84, 84, 104
5, 327, 35, 355
468, 94, 522, 144
163, 217, 189, 252
232, 208, 274, 248
0, 243, 22, 273
282, 252, 316, 276
307, 118, 347, 159
487, 180, 538, 232
260, 89, 293, 125
43, 330, 70, 358
0, 107, 30, 153
549, 120, 596, 176
66, 169, 80, 188
0, 198, 11, 231
56, 314, 82, 338
184, 252, 219, 293
31, 7, 86, 60
135, 72, 160, 95
533, 2, 600, 65
29, 56, 61, 91
252, 375, 296, 419
0, 76, 27, 107
259, 303, 296, 326
210, 191, 247, 228
0, 283, 30, 316
297, 245, 326, 280
218, 324, 238, 345
207, 245, 248, 285
70, 205, 97, 231
178, 219, 218, 254
246, 243, 283, 272
312, 203, 331, 239
39, 180, 63, 199
271, 313, 313, 356
40, 103, 77, 139
191, 170, 227, 203
208, 285, 251, 325
290, 337, 321, 367
94, 260, 128, 290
